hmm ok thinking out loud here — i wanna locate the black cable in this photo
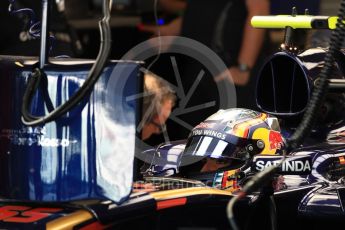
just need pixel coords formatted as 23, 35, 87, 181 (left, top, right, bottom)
227, 192, 244, 230
21, 0, 113, 126
226, 166, 278, 230
226, 150, 286, 230
269, 195, 277, 230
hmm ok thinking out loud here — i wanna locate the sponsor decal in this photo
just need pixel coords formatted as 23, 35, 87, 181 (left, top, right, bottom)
252, 128, 282, 155
194, 122, 215, 129
220, 169, 241, 192
253, 157, 312, 174
192, 129, 226, 140
0, 206, 62, 223
0, 128, 77, 147
269, 131, 283, 150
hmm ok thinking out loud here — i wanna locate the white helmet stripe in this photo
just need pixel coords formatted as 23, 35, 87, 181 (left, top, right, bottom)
191, 136, 203, 155
210, 140, 228, 158
195, 136, 213, 156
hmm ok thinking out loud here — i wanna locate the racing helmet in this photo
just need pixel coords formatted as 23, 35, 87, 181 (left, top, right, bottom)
183, 108, 284, 171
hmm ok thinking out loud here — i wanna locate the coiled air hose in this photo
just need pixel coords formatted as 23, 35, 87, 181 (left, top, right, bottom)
21, 0, 112, 126
287, 1, 345, 150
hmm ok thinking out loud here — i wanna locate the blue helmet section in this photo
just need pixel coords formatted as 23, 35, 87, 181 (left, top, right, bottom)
0, 56, 142, 203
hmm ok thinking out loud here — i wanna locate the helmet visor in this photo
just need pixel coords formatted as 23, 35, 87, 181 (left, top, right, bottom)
183, 135, 259, 162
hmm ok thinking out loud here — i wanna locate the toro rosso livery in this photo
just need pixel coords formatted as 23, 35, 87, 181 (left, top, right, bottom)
1, 0, 345, 229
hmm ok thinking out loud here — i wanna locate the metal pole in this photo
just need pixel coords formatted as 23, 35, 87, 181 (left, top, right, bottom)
39, 0, 51, 69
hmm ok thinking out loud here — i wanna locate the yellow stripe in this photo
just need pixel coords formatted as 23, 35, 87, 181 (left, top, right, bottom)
150, 187, 231, 200
252, 15, 344, 30
328, 16, 340, 29
46, 210, 94, 230
251, 15, 313, 29
233, 114, 266, 137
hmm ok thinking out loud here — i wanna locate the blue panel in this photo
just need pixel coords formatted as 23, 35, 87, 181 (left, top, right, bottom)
0, 57, 142, 203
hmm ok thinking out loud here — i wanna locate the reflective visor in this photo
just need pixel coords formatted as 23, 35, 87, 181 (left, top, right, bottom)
183, 135, 255, 161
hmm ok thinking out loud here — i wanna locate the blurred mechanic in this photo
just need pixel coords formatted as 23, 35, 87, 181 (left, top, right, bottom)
133, 72, 176, 189
140, 0, 270, 140
141, 72, 177, 143
140, 0, 269, 89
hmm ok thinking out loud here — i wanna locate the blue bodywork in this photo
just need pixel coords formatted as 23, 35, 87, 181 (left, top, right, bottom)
0, 56, 142, 203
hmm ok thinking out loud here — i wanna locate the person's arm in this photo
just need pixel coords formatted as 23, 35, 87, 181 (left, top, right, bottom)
216, 0, 269, 86
238, 0, 269, 70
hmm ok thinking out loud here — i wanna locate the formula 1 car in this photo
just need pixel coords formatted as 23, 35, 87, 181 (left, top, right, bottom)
1, 0, 345, 230
1, 106, 345, 230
